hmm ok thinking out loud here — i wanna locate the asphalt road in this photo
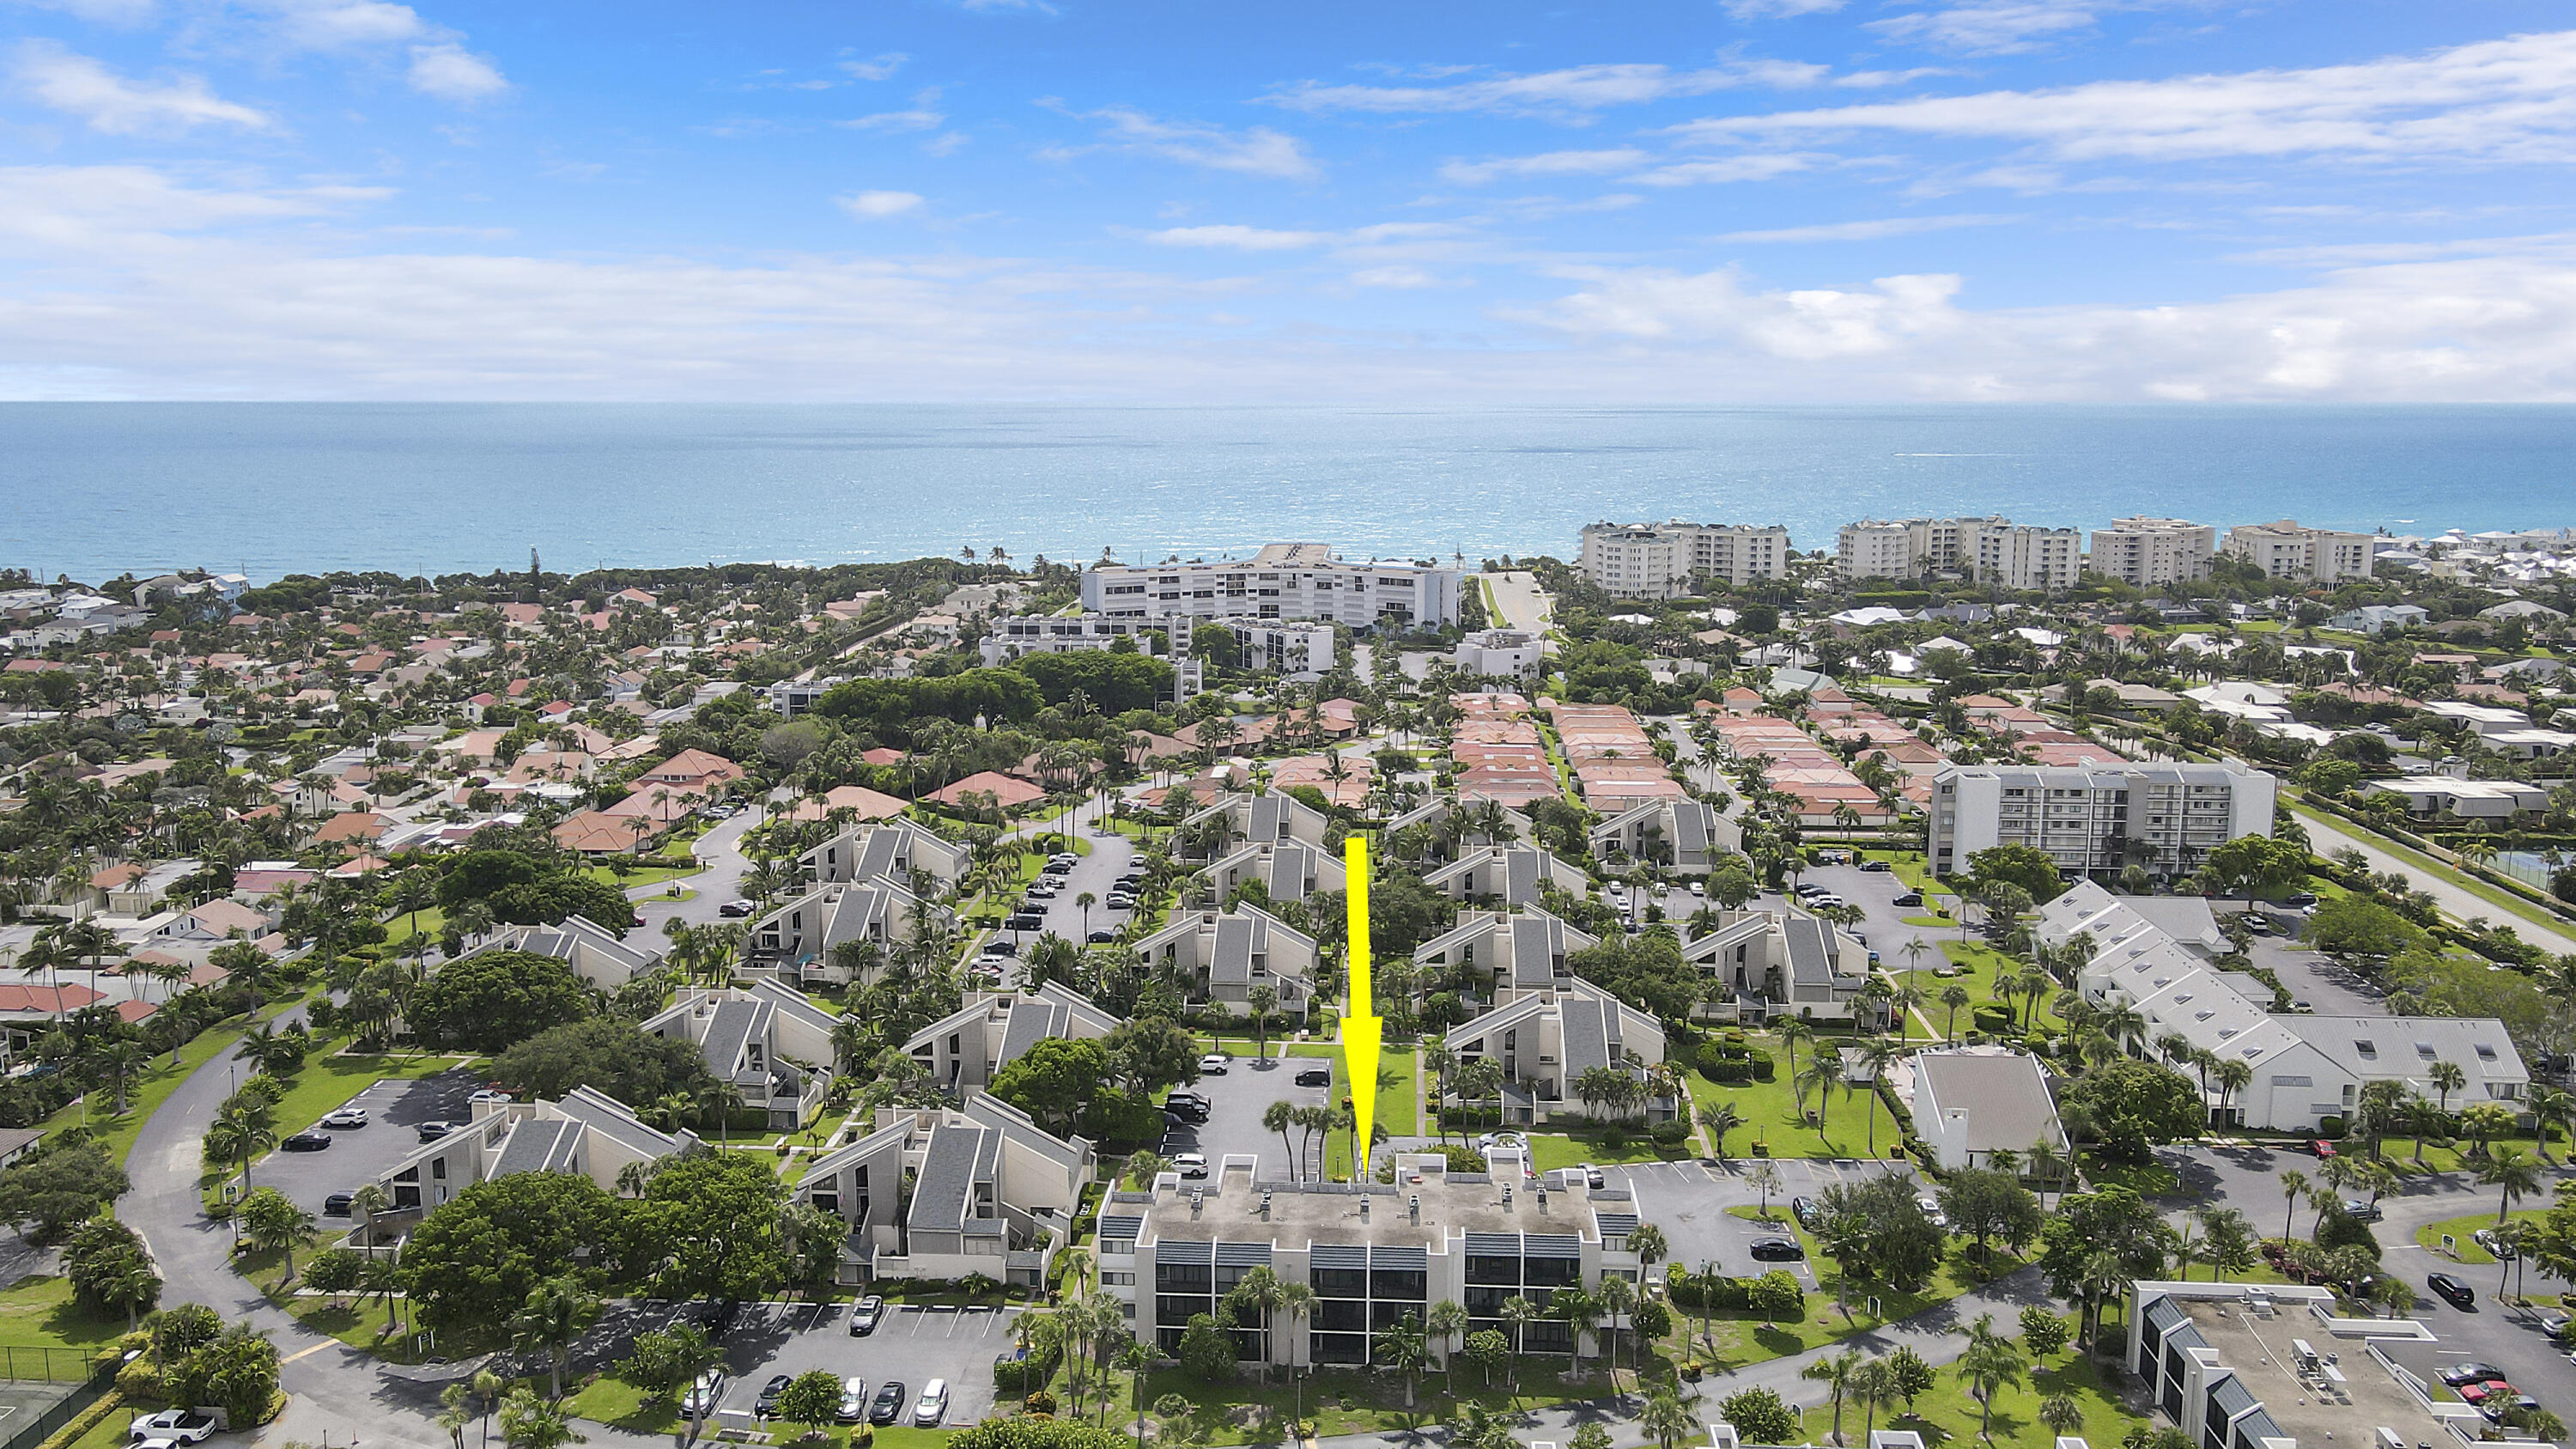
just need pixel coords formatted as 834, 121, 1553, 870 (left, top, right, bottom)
1158, 1052, 1337, 1180
2293, 805, 2576, 956
254, 1070, 482, 1221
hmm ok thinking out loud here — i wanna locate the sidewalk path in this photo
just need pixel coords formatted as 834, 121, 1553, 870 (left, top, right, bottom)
2293, 804, 2576, 955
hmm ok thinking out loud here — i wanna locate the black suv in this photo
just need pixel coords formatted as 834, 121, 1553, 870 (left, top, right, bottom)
1295, 1067, 1331, 1087
2427, 1272, 2477, 1310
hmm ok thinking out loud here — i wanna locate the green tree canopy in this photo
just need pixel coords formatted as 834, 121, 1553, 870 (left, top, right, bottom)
404, 1172, 622, 1333
622, 1152, 789, 1301
407, 950, 595, 1055
1967, 843, 2068, 904
491, 1019, 720, 1109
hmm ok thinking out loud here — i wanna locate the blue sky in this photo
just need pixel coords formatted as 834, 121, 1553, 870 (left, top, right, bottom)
4, 0, 2574, 400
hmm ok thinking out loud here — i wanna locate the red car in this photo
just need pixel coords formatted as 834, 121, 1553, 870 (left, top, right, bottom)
2312, 1140, 2338, 1159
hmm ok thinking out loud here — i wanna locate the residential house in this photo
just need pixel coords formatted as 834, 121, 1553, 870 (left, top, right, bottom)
746, 878, 946, 983
462, 915, 662, 990
1422, 845, 1591, 907
1179, 792, 1332, 858
801, 819, 972, 892
641, 981, 847, 1129
1443, 978, 1668, 1126
1197, 838, 1345, 906
1906, 1050, 2069, 1171
1411, 910, 1598, 1003
1131, 904, 1319, 1018
1681, 909, 1873, 1024
1587, 798, 1736, 874
905, 983, 1126, 1093
368, 1087, 698, 1220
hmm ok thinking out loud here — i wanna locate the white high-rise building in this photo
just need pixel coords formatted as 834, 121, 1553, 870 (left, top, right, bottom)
1929, 763, 2277, 879
1083, 544, 1461, 630
2088, 517, 2217, 588
1576, 521, 1792, 598
2221, 520, 2376, 583
1837, 517, 2079, 590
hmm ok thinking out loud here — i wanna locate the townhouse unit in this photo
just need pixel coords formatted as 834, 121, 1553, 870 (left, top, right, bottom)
2222, 520, 2377, 582
1929, 762, 2277, 880
1102, 1148, 1643, 1364
1180, 791, 1333, 857
1451, 629, 1546, 679
1444, 977, 1668, 1125
1681, 909, 1872, 1024
1576, 521, 1792, 598
2039, 885, 2527, 1131
1838, 516, 2080, 589
905, 983, 1126, 1093
368, 1087, 698, 1220
793, 1094, 1092, 1288
1197, 838, 1346, 906
2324, 604, 2428, 636
1423, 844, 1591, 907
745, 876, 948, 984
459, 914, 664, 990
1906, 1050, 2069, 1172
2129, 1282, 2476, 1449
800, 818, 973, 892
1083, 544, 1462, 630
1382, 796, 1540, 865
2087, 517, 2217, 588
1586, 798, 1737, 874
1132, 904, 1319, 1019
1412, 909, 1598, 1002
642, 981, 846, 1129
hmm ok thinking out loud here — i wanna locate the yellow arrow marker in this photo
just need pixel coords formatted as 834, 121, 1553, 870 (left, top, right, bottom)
1341, 835, 1381, 1183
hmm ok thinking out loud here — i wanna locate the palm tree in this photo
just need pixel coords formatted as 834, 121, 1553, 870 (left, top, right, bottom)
2278, 1168, 2311, 1239
1374, 1312, 1431, 1411
1229, 1266, 1289, 1381
1803, 1347, 1862, 1446
1263, 1099, 1299, 1183
2026, 1140, 2069, 1208
205, 1106, 275, 1189
1279, 1283, 1315, 1428
1700, 1101, 1743, 1163
1595, 1273, 1637, 1379
1856, 1037, 1902, 1155
1246, 984, 1279, 1060
2429, 1059, 2467, 1112
1640, 1391, 1696, 1449
508, 1276, 601, 1399
1427, 1299, 1469, 1395
1550, 1286, 1595, 1372
2212, 1058, 2254, 1124
2480, 1147, 2542, 1224
1119, 1342, 1155, 1448
1940, 983, 1972, 1039
1797, 1050, 1839, 1134
94, 1039, 147, 1115
696, 1080, 745, 1145
1498, 1294, 1540, 1392
1954, 1313, 2026, 1441
2038, 1394, 2086, 1440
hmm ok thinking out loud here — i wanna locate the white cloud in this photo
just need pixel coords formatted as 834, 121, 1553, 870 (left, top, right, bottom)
8, 0, 157, 24
407, 43, 507, 101
1144, 221, 1457, 251
1267, 61, 1827, 119
1723, 0, 1845, 15
9, 40, 270, 133
258, 0, 428, 49
1350, 265, 1441, 288
1046, 105, 1321, 180
1672, 29, 2576, 165
1534, 265, 1965, 356
0, 164, 385, 246
843, 88, 944, 131
1439, 149, 1650, 184
840, 52, 908, 82
1717, 213, 2020, 242
1628, 153, 1818, 186
837, 190, 924, 219
1866, 2, 2100, 55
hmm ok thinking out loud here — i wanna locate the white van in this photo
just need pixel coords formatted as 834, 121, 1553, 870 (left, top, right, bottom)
912, 1379, 949, 1428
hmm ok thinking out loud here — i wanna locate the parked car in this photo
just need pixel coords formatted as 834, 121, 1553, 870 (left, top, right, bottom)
129, 1411, 218, 1444
2427, 1272, 2478, 1310
913, 1380, 950, 1428
320, 1107, 368, 1129
1579, 1163, 1606, 1189
682, 1370, 726, 1418
836, 1378, 871, 1423
2439, 1363, 2506, 1387
1295, 1068, 1331, 1087
1688, 881, 1705, 898
2311, 1139, 2338, 1159
1789, 1196, 1822, 1229
1106, 893, 1136, 909
1893, 892, 1924, 907
281, 1131, 332, 1152
1748, 1237, 1805, 1262
2539, 1310, 2572, 1340
848, 1294, 884, 1336
323, 1192, 354, 1217
870, 1383, 907, 1426
1916, 1196, 1948, 1229
1197, 1055, 1230, 1075
2241, 914, 2272, 935
719, 898, 756, 917
2473, 1228, 2518, 1260
754, 1373, 794, 1417
1005, 914, 1043, 930
2481, 1394, 2541, 1424
1088, 930, 1118, 944
2340, 1198, 2383, 1222
1859, 860, 1894, 873
416, 1121, 453, 1142
1163, 1097, 1208, 1123
1174, 1153, 1210, 1179
981, 940, 1018, 957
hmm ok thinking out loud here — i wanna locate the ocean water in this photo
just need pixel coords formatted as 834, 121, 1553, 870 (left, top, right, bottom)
3, 403, 2573, 583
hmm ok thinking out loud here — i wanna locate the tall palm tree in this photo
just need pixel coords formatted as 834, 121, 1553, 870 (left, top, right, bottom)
1426, 1300, 1469, 1395
1640, 1391, 1696, 1449
1227, 1266, 1288, 1382
1498, 1294, 1541, 1392
1374, 1312, 1431, 1411
2480, 1148, 2542, 1224
1954, 1313, 2026, 1441
1279, 1284, 1315, 1426
508, 1276, 601, 1399
1549, 1286, 1595, 1373
1803, 1348, 1862, 1446
2278, 1168, 2311, 1239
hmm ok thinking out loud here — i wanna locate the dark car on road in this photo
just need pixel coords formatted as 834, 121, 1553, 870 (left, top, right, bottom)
848, 1294, 884, 1336
2427, 1272, 2478, 1310
323, 1192, 354, 1216
1789, 1196, 1822, 1229
754, 1374, 793, 1417
1295, 1068, 1331, 1087
2440, 1363, 2506, 1387
281, 1130, 332, 1152
1859, 860, 1893, 873
1893, 892, 1923, 907
1748, 1237, 1805, 1262
416, 1121, 453, 1142
869, 1383, 907, 1426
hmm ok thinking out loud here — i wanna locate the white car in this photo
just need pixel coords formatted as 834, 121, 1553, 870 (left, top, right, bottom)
1917, 1195, 1949, 1229
1196, 1054, 1230, 1075
130, 1412, 217, 1445
1173, 1153, 1210, 1178
319, 1107, 368, 1129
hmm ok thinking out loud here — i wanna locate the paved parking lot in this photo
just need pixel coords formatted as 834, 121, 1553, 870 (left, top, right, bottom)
702, 1299, 1016, 1431
995, 829, 1139, 954
2246, 935, 2385, 1016
1619, 1158, 1917, 1285
255, 1069, 482, 1221
1157, 1050, 1335, 1179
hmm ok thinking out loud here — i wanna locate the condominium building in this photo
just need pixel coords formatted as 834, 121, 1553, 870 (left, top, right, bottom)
1576, 521, 1792, 599
2088, 517, 2217, 588
1929, 763, 2277, 879
794, 1095, 1093, 1288
1103, 1148, 1644, 1363
1452, 628, 1545, 679
2222, 520, 2377, 583
1837, 517, 2079, 589
977, 612, 1203, 701
1225, 620, 1337, 678
1083, 544, 1461, 630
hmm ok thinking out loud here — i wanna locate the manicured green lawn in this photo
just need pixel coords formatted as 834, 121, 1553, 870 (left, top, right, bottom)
565, 1376, 683, 1435
1527, 1131, 1687, 1170
2379, 1134, 2551, 1177
1925, 940, 2050, 1039
1666, 1208, 2020, 1367
1686, 1041, 1906, 1161
0, 1275, 127, 1353
1789, 1341, 2134, 1449
586, 860, 702, 890
2415, 1207, 2548, 1264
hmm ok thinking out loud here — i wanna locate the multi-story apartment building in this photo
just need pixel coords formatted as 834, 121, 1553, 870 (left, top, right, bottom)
1576, 521, 1792, 599
1452, 628, 1545, 679
1929, 763, 2277, 880
2087, 517, 2217, 587
1837, 517, 2079, 589
641, 983, 844, 1129
1102, 1148, 1642, 1364
2129, 1282, 2484, 1449
977, 612, 1203, 701
1083, 544, 1461, 630
793, 1095, 1092, 1288
2222, 520, 2377, 582
1224, 620, 1337, 678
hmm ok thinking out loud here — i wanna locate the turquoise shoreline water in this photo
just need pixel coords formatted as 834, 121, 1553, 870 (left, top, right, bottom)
4, 403, 2572, 582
